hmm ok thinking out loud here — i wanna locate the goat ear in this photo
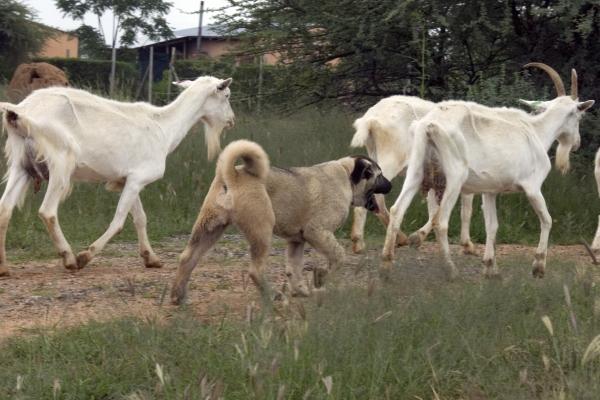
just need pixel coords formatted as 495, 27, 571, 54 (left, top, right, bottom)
578, 100, 595, 112
217, 78, 233, 91
173, 80, 193, 89
518, 99, 539, 109
350, 158, 369, 185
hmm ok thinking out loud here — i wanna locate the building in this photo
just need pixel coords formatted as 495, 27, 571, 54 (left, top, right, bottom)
135, 25, 278, 64
38, 27, 79, 59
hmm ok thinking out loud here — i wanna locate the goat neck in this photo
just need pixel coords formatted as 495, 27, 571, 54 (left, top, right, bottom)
157, 82, 213, 154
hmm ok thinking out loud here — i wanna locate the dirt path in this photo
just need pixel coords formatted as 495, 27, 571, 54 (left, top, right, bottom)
0, 235, 595, 341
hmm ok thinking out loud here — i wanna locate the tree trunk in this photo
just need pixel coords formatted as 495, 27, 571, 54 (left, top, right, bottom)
110, 45, 117, 96
109, 13, 118, 96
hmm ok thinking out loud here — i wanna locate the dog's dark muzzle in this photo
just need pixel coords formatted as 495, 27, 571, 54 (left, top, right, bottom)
374, 175, 392, 194
365, 194, 378, 212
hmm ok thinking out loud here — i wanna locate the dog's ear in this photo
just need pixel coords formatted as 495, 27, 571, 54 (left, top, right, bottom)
351, 158, 372, 184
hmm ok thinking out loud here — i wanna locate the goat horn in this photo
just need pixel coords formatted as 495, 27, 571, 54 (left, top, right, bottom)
524, 62, 566, 97
571, 69, 578, 100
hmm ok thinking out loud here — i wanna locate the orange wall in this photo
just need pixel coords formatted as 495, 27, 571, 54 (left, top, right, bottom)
39, 32, 78, 58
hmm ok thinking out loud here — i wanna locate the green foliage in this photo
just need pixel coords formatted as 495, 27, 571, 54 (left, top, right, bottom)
1, 263, 600, 398
55, 0, 174, 47
0, 0, 46, 78
33, 57, 137, 93
71, 24, 110, 60
218, 0, 600, 108
153, 59, 284, 110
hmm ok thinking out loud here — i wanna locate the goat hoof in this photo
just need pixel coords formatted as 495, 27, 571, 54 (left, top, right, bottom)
351, 239, 365, 254
484, 269, 501, 280
408, 232, 423, 248
461, 241, 477, 255
313, 267, 328, 288
141, 251, 163, 268
0, 264, 9, 277
446, 264, 459, 281
170, 283, 187, 305
532, 266, 545, 278
396, 232, 409, 247
143, 257, 163, 269
378, 265, 392, 282
290, 283, 310, 298
291, 289, 310, 298
382, 251, 394, 262
145, 260, 163, 269
76, 251, 92, 269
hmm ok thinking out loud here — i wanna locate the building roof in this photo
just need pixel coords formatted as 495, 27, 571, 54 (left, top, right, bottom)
33, 21, 78, 38
135, 25, 237, 48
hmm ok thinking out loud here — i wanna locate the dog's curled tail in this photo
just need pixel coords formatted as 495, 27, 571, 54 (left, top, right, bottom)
217, 139, 270, 184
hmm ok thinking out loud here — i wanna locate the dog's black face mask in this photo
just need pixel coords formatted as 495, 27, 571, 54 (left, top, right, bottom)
350, 156, 392, 212
373, 174, 392, 194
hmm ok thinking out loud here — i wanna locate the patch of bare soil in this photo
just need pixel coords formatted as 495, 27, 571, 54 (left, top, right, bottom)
0, 235, 594, 341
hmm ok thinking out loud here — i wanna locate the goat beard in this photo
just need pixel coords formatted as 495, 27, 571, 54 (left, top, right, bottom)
203, 120, 226, 161
555, 142, 572, 175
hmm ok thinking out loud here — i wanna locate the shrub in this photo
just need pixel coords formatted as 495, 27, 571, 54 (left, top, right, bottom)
33, 57, 138, 94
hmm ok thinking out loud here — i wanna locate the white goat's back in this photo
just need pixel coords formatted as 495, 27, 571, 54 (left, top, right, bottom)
418, 101, 549, 193
351, 96, 434, 177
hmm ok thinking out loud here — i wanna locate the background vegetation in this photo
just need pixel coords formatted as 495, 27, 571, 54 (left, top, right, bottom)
0, 0, 47, 78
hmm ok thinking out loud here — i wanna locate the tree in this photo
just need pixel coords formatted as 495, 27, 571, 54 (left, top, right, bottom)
0, 0, 46, 78
72, 24, 110, 59
55, 0, 174, 95
218, 0, 600, 111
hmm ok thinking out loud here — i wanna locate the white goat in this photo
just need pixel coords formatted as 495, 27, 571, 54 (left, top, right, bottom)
382, 63, 594, 278
350, 96, 476, 255
0, 76, 234, 276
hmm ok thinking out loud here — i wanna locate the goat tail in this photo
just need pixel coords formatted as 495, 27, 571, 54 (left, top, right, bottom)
351, 117, 381, 150
0, 102, 21, 136
217, 140, 270, 185
425, 122, 467, 163
0, 102, 15, 113
1, 103, 78, 202
0, 104, 78, 154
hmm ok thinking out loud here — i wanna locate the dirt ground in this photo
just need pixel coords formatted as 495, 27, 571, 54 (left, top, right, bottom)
0, 234, 595, 341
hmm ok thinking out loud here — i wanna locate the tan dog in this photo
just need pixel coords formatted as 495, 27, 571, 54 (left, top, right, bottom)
171, 140, 391, 304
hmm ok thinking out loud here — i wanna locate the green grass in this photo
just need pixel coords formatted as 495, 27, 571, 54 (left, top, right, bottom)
1, 261, 600, 399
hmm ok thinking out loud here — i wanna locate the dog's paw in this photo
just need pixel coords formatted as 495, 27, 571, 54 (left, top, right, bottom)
313, 267, 328, 288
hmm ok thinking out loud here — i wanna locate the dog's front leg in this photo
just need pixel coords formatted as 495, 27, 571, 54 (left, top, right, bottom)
285, 241, 310, 297
303, 227, 345, 289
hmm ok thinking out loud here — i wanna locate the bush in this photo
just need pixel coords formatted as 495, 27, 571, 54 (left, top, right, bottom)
33, 57, 138, 94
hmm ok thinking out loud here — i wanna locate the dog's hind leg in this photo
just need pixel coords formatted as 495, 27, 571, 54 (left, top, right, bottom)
238, 220, 273, 294
304, 227, 345, 289
286, 241, 310, 297
171, 213, 228, 305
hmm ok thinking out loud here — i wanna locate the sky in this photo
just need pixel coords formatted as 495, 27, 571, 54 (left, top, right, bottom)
28, 0, 231, 44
